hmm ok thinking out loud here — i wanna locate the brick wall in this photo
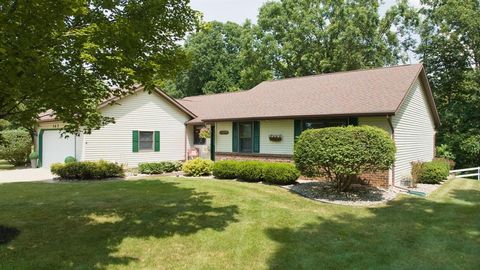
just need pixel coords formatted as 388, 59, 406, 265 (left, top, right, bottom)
215, 152, 390, 188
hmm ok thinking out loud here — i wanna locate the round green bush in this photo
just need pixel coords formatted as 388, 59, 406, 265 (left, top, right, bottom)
237, 161, 265, 182
212, 160, 239, 179
182, 158, 213, 177
263, 163, 300, 185
0, 129, 32, 166
294, 126, 396, 191
64, 156, 77, 163
418, 161, 449, 184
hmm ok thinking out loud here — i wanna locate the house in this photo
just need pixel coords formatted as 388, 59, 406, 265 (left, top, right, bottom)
36, 64, 440, 187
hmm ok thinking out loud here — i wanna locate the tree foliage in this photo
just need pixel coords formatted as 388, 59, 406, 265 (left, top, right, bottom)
294, 126, 396, 191
0, 0, 197, 133
0, 129, 32, 166
418, 0, 480, 167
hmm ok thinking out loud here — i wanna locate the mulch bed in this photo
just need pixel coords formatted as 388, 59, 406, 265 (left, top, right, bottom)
284, 180, 399, 207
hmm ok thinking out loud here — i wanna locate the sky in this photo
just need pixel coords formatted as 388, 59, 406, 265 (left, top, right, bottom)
190, 0, 422, 24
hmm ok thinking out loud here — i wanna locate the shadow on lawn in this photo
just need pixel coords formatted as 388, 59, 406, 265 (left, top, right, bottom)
0, 225, 20, 245
266, 188, 480, 269
0, 180, 239, 269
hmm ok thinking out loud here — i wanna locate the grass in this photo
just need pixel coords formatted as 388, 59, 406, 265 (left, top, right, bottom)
0, 160, 14, 170
0, 178, 479, 270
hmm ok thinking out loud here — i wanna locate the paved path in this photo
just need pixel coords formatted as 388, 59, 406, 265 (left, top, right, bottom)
0, 168, 54, 184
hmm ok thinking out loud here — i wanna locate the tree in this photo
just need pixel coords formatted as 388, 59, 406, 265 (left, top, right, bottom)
0, 129, 32, 166
294, 126, 396, 191
417, 0, 480, 167
255, 0, 418, 78
0, 0, 197, 133
162, 21, 260, 98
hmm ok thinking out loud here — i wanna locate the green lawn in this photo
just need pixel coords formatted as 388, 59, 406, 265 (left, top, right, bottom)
0, 178, 479, 270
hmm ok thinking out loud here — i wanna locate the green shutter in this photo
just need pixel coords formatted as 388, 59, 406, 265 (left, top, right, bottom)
294, 120, 302, 142
232, 122, 238, 152
253, 121, 260, 153
349, 117, 359, 126
154, 131, 160, 152
132, 130, 139, 152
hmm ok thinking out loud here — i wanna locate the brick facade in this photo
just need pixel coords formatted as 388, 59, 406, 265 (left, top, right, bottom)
216, 152, 390, 188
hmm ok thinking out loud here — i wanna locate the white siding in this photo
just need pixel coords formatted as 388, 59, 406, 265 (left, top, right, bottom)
392, 79, 436, 185
260, 119, 294, 155
82, 91, 189, 167
215, 122, 232, 152
359, 117, 392, 135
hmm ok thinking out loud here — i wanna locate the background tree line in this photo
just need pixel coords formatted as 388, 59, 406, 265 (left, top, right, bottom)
160, 0, 479, 168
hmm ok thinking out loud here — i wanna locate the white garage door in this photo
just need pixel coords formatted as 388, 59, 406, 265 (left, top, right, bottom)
42, 130, 76, 168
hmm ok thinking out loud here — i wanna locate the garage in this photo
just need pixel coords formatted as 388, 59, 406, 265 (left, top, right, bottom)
40, 130, 77, 168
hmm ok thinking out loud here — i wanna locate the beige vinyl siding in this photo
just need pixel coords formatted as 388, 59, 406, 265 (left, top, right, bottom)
358, 117, 392, 135
82, 91, 189, 167
215, 122, 233, 152
259, 119, 294, 155
392, 79, 436, 185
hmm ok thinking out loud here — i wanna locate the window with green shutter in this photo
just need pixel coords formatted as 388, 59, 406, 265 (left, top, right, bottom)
232, 121, 259, 153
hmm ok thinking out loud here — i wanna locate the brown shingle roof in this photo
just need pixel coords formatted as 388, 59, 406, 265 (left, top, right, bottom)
178, 64, 440, 126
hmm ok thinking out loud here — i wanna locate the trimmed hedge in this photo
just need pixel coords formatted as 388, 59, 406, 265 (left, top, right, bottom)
263, 163, 300, 185
182, 158, 213, 177
237, 161, 266, 182
418, 160, 450, 184
212, 160, 300, 185
138, 161, 182, 175
50, 160, 124, 180
212, 160, 239, 179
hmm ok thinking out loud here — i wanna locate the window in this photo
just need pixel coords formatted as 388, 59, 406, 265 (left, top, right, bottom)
239, 122, 253, 153
139, 131, 154, 151
303, 118, 350, 130
193, 126, 206, 145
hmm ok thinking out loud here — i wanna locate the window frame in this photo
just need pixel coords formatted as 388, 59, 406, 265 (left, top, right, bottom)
193, 125, 206, 145
238, 121, 254, 153
138, 131, 154, 152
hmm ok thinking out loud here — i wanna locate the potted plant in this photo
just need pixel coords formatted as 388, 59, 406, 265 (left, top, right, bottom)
199, 127, 211, 139
29, 151, 39, 168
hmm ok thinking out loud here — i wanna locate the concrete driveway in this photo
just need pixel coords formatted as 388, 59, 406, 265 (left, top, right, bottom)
0, 168, 54, 184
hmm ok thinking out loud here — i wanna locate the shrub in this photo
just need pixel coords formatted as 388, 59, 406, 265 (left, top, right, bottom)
212, 160, 240, 179
237, 161, 266, 182
436, 144, 456, 161
294, 126, 396, 191
64, 156, 76, 163
138, 161, 182, 175
418, 161, 450, 184
433, 157, 455, 170
411, 161, 425, 184
50, 160, 124, 180
29, 151, 39, 160
263, 163, 300, 185
182, 158, 213, 177
0, 129, 32, 166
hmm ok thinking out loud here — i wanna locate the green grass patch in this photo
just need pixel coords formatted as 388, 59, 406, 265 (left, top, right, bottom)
0, 178, 479, 269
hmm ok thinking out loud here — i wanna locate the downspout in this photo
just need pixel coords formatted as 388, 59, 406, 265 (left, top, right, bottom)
387, 115, 396, 187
